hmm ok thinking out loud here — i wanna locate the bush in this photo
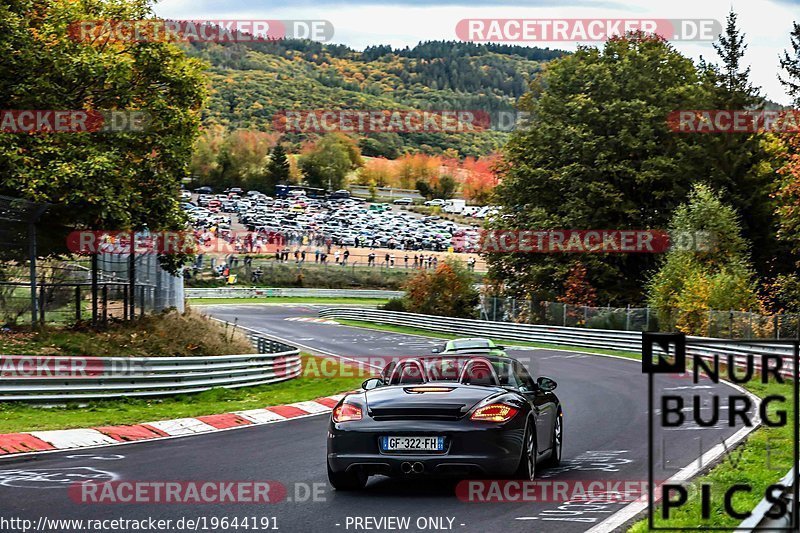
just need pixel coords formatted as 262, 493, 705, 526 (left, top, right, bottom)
381, 297, 406, 312
404, 258, 478, 318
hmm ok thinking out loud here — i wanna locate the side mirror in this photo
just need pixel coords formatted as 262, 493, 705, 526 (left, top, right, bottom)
536, 376, 558, 392
495, 345, 505, 351
362, 378, 383, 391
431, 347, 440, 354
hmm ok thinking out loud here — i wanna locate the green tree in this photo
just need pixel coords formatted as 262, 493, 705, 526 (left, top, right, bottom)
647, 184, 759, 334
298, 134, 362, 191
489, 33, 707, 303
263, 142, 291, 192
0, 0, 206, 234
210, 130, 276, 190
694, 10, 784, 276
779, 21, 800, 104
403, 258, 478, 318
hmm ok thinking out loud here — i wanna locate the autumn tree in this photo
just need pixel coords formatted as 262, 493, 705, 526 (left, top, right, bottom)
461, 155, 500, 204
298, 133, 362, 191
212, 130, 278, 190
358, 157, 394, 187
558, 264, 598, 307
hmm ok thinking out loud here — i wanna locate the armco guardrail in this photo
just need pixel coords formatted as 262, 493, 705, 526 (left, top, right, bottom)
0, 328, 300, 402
737, 465, 796, 530
317, 308, 797, 376
186, 287, 403, 299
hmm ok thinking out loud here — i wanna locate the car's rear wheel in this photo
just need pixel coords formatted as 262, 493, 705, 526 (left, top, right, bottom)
544, 410, 563, 467
327, 463, 367, 491
513, 421, 537, 480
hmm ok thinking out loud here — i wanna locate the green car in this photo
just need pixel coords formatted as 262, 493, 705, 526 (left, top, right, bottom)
431, 338, 507, 357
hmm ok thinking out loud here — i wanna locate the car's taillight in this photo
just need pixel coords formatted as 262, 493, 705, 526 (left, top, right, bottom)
332, 403, 362, 422
470, 403, 519, 422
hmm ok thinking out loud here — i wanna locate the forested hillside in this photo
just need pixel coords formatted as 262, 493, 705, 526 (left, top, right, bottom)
184, 39, 565, 157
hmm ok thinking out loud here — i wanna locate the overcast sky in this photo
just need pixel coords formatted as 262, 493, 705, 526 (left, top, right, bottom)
153, 0, 800, 105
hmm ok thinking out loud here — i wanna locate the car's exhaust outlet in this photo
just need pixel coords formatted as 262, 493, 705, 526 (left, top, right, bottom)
412, 462, 424, 474
400, 462, 413, 474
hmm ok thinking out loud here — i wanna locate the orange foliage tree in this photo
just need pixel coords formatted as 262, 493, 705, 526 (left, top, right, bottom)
403, 259, 479, 318
557, 263, 598, 307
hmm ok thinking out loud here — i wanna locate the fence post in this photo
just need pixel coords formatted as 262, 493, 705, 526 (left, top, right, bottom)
645, 307, 650, 331
129, 249, 136, 320
38, 287, 45, 324
626, 305, 631, 331
102, 285, 108, 323
562, 304, 567, 327
91, 254, 98, 325
139, 286, 145, 318
730, 310, 734, 339
123, 285, 128, 320
28, 220, 37, 327
75, 285, 81, 322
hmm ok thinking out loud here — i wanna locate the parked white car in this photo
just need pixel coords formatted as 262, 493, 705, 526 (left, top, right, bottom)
424, 199, 446, 207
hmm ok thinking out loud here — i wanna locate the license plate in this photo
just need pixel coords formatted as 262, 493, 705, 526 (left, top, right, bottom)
380, 436, 444, 452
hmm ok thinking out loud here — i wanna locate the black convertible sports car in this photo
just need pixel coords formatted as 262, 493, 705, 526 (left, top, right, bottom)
327, 355, 562, 490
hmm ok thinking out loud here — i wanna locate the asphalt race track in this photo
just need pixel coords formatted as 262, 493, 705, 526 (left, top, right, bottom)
0, 304, 753, 533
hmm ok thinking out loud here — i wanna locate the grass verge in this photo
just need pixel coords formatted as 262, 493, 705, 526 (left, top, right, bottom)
628, 378, 796, 532
0, 310, 253, 357
334, 318, 642, 360
189, 297, 389, 306
0, 355, 363, 433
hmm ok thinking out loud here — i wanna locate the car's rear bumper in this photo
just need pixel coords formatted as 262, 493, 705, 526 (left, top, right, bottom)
327, 419, 525, 477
